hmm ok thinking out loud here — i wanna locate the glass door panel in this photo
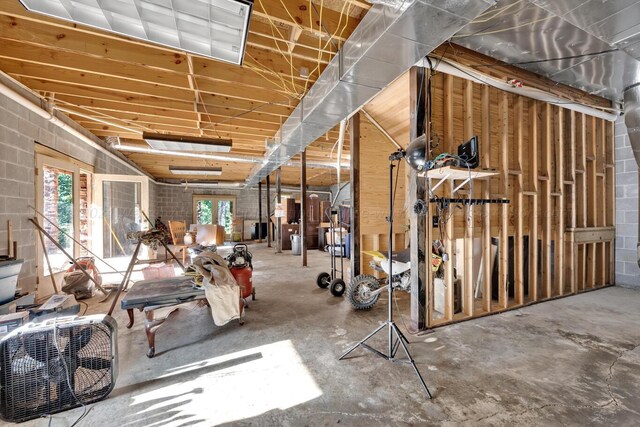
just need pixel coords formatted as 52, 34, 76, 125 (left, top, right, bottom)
102, 180, 142, 258
196, 199, 214, 224
42, 165, 74, 273
217, 200, 234, 235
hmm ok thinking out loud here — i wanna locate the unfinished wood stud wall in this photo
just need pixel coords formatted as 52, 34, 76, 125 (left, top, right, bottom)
423, 71, 614, 328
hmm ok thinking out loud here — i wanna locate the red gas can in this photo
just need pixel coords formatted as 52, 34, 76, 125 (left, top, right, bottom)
230, 266, 254, 300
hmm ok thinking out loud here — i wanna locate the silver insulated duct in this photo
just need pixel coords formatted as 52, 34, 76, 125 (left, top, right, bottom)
623, 84, 640, 267
624, 85, 640, 166
245, 0, 496, 187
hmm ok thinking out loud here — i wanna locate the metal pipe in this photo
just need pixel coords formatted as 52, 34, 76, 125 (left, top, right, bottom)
115, 143, 350, 169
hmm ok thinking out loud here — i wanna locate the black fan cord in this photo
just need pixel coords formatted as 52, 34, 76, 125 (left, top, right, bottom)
48, 318, 90, 427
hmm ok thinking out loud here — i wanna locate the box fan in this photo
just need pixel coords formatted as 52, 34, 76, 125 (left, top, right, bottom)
0, 315, 118, 423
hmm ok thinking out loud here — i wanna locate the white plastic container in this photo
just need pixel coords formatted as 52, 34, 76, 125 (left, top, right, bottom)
0, 259, 23, 304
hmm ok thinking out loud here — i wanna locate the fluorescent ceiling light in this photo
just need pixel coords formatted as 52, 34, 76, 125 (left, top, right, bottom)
19, 0, 254, 65
144, 132, 232, 152
170, 166, 222, 175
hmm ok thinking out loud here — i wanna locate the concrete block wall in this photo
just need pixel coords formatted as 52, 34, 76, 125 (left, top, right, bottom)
615, 116, 640, 288
155, 186, 272, 226
155, 185, 332, 231
0, 76, 149, 293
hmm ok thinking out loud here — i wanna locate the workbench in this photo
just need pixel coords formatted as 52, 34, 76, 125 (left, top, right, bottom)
121, 276, 207, 357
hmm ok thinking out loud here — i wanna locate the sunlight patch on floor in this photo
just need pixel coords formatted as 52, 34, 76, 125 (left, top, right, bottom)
127, 340, 322, 425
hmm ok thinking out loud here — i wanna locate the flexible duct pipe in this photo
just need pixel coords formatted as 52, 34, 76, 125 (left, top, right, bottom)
0, 76, 147, 176
420, 58, 618, 122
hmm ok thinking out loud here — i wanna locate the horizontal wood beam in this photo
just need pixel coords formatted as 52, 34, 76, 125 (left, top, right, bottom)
566, 227, 616, 244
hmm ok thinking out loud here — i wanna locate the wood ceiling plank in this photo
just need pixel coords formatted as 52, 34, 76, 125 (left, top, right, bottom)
78, 120, 270, 142
248, 20, 336, 56
0, 17, 318, 94
0, 49, 299, 106
253, 0, 359, 41
62, 107, 282, 133
53, 94, 198, 121
0, 7, 189, 68
19, 77, 297, 119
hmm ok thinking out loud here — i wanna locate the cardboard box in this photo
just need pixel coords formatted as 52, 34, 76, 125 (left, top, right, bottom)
0, 311, 29, 337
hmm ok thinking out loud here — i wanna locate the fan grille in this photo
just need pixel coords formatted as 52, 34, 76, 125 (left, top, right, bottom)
0, 315, 117, 423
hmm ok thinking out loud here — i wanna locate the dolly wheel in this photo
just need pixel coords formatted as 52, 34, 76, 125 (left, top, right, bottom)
316, 272, 331, 288
252, 288, 256, 301
330, 278, 346, 297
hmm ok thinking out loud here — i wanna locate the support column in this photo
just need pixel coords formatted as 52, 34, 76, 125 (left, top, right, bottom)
276, 168, 282, 253
301, 150, 308, 266
258, 181, 263, 242
266, 175, 272, 247
350, 113, 361, 277
409, 66, 427, 331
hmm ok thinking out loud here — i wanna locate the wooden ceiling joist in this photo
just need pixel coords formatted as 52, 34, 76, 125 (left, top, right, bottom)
0, 0, 365, 185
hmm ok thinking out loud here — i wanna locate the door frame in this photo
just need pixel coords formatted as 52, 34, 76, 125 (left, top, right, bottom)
93, 174, 149, 258
35, 149, 93, 297
192, 195, 237, 235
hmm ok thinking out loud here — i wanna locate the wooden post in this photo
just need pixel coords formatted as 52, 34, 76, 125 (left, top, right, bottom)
409, 66, 427, 331
276, 168, 282, 253
266, 175, 272, 247
514, 95, 524, 305
555, 107, 565, 295
463, 79, 474, 317
301, 150, 308, 267
258, 181, 263, 242
529, 100, 539, 301
350, 112, 361, 277
499, 92, 509, 309
542, 103, 552, 298
566, 110, 577, 293
481, 85, 493, 312
7, 220, 13, 258
443, 73, 454, 321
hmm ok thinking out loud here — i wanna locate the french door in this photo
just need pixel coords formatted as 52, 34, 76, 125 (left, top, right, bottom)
192, 195, 236, 237
35, 152, 93, 297
93, 175, 149, 259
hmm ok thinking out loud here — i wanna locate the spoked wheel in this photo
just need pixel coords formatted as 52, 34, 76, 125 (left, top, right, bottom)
347, 274, 380, 310
330, 278, 346, 297
316, 272, 331, 288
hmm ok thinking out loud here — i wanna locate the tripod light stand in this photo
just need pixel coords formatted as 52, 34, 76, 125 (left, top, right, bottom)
339, 149, 432, 399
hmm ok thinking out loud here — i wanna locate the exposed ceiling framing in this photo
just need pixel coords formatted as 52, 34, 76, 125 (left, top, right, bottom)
0, 0, 369, 186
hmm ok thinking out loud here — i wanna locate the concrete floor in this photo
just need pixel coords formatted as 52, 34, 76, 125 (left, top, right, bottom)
19, 243, 640, 426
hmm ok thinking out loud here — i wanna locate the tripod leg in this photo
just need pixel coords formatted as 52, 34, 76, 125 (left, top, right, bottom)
391, 323, 432, 399
339, 322, 387, 360
391, 336, 401, 358
394, 325, 411, 345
